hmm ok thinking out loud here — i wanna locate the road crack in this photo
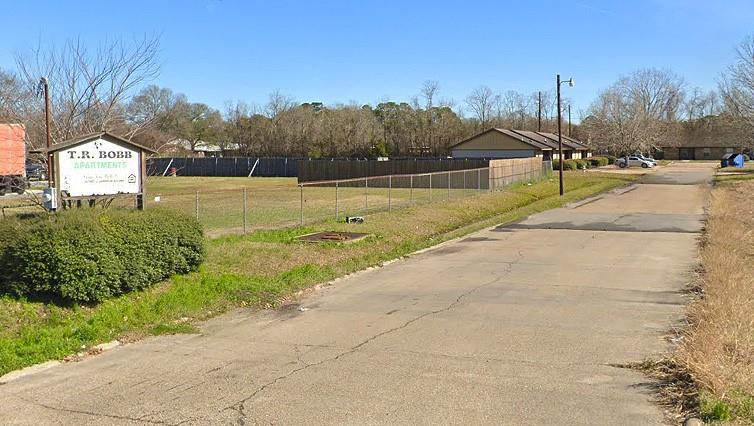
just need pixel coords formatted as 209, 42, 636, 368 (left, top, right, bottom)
15, 394, 170, 425
221, 260, 520, 424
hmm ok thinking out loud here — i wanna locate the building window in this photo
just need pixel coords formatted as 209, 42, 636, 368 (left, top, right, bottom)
703, 148, 711, 158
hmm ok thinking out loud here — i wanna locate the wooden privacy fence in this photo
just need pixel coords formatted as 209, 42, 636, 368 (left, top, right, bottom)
147, 157, 300, 177
299, 158, 551, 189
488, 158, 550, 190
297, 158, 490, 183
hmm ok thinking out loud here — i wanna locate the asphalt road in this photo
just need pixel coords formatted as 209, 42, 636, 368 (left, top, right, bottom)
0, 163, 715, 425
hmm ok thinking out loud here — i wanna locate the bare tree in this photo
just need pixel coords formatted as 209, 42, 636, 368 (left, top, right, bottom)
128, 85, 181, 127
684, 87, 712, 120
720, 35, 754, 132
126, 85, 188, 151
581, 68, 685, 155
619, 68, 685, 121
464, 85, 499, 129
420, 81, 439, 152
420, 80, 439, 109
265, 89, 296, 119
0, 68, 33, 122
498, 90, 529, 128
14, 36, 160, 147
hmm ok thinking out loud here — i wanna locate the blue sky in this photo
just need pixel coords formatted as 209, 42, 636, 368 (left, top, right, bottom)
1, 0, 753, 118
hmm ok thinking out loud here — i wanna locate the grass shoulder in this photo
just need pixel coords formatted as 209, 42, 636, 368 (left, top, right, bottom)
715, 163, 754, 184
645, 179, 754, 424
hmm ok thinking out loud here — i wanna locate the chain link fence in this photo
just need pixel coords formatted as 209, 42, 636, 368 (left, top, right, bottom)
297, 167, 491, 226
145, 160, 549, 236
1, 159, 551, 236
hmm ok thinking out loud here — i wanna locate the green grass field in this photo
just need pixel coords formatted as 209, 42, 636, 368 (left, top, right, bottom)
0, 171, 636, 376
1, 171, 507, 234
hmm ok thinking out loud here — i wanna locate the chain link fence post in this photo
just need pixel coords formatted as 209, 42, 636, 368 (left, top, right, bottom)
388, 175, 392, 212
477, 168, 481, 192
195, 191, 199, 220
299, 184, 304, 225
489, 165, 493, 192
447, 170, 451, 200
335, 181, 339, 221
429, 173, 433, 202
364, 177, 368, 215
243, 187, 248, 234
410, 174, 414, 204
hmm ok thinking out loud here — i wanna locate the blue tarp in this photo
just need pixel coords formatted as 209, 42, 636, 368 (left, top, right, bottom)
723, 153, 745, 168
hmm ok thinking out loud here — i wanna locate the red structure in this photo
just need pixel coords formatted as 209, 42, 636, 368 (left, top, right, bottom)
0, 124, 26, 195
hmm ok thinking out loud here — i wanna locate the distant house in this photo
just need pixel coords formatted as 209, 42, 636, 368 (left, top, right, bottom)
659, 144, 746, 161
532, 132, 591, 159
508, 130, 591, 159
160, 139, 240, 157
450, 128, 553, 160
508, 130, 566, 159
655, 115, 751, 160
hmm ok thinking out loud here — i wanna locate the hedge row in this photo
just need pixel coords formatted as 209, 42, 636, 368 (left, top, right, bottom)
0, 208, 205, 303
552, 157, 611, 171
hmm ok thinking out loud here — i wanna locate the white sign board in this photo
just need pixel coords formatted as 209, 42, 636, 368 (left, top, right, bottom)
58, 138, 141, 197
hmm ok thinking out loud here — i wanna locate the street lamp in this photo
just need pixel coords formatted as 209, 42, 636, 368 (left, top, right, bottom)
556, 75, 574, 196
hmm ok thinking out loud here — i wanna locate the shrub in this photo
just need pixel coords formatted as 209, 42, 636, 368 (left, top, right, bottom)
0, 208, 205, 303
0, 218, 27, 296
605, 155, 617, 165
573, 159, 589, 169
586, 157, 609, 167
551, 159, 579, 170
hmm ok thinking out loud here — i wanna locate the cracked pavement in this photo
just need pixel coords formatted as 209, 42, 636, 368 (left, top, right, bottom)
0, 163, 714, 425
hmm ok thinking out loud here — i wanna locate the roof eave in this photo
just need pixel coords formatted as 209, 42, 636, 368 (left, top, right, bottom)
32, 132, 157, 154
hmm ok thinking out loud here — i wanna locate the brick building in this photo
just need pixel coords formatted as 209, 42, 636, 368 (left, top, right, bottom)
657, 115, 752, 160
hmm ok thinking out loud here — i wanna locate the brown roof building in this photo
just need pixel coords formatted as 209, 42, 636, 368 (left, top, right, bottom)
450, 128, 554, 160
450, 128, 592, 161
657, 116, 752, 160
509, 130, 591, 159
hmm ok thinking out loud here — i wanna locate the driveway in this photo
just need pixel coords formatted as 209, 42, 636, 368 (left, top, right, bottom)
0, 163, 715, 425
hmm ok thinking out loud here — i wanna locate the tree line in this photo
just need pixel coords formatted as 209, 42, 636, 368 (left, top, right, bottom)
580, 37, 754, 155
1, 35, 753, 158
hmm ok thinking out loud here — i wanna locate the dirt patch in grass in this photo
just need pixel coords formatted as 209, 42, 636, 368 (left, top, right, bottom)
652, 180, 754, 424
0, 172, 634, 376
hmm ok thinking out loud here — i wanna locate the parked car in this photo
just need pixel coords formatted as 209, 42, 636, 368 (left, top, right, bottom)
616, 155, 655, 168
635, 154, 657, 165
25, 162, 47, 181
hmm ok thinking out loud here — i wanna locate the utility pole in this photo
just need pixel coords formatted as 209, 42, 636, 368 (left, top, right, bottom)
40, 77, 53, 188
568, 104, 572, 137
557, 76, 563, 196
537, 91, 542, 132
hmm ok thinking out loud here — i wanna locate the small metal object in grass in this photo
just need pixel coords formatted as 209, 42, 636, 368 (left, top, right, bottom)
345, 216, 364, 224
296, 231, 369, 243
